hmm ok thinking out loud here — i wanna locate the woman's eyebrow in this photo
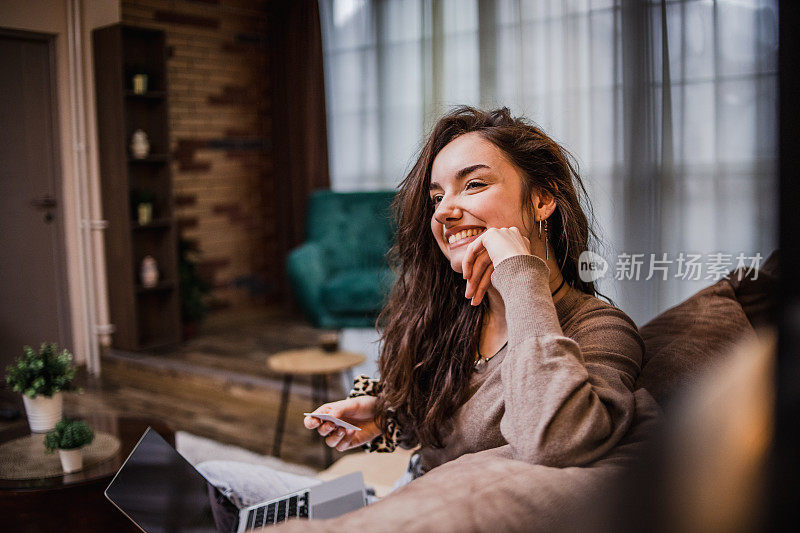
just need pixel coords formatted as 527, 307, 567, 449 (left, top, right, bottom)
429, 164, 490, 190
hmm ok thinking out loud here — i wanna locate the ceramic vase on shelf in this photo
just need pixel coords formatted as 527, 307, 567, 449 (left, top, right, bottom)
141, 256, 159, 288
58, 448, 83, 474
130, 129, 150, 159
22, 393, 63, 433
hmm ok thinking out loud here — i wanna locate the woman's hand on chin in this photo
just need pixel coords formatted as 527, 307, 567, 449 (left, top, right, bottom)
461, 226, 532, 306
304, 396, 383, 451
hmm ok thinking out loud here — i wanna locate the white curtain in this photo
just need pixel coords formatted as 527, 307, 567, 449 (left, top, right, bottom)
319, 0, 778, 325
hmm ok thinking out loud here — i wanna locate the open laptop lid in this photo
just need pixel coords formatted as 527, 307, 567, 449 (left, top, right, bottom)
106, 427, 240, 533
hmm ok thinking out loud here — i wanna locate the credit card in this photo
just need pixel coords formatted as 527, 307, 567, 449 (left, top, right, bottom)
303, 413, 362, 431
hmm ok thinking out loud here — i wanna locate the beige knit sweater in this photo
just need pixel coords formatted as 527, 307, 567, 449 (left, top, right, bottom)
417, 254, 644, 473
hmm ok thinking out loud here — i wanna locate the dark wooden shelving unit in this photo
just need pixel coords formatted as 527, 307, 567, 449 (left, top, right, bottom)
124, 90, 167, 100
93, 24, 181, 352
136, 280, 177, 294
128, 154, 170, 164
132, 217, 174, 230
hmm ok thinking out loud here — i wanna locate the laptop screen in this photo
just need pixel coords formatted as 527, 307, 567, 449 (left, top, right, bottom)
106, 428, 239, 533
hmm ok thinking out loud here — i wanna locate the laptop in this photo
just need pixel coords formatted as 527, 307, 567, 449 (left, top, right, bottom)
105, 428, 367, 532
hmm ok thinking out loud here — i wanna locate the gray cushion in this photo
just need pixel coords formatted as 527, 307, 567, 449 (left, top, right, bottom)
726, 250, 778, 330
636, 278, 757, 408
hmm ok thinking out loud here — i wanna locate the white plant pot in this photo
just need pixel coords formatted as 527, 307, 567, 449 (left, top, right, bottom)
59, 448, 83, 474
22, 392, 63, 433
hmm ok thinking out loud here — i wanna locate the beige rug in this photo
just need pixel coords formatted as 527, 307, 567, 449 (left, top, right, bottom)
175, 431, 319, 478
174, 431, 414, 498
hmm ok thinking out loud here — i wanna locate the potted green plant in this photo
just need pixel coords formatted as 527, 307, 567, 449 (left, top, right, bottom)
44, 418, 94, 474
179, 238, 211, 339
5, 343, 77, 433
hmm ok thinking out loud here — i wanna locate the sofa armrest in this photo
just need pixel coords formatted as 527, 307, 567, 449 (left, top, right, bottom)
286, 242, 329, 326
268, 388, 662, 533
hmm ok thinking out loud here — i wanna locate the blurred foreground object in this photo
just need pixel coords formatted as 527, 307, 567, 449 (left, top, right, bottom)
661, 330, 775, 532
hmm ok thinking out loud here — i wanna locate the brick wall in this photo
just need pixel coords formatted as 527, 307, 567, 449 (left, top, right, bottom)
121, 0, 275, 311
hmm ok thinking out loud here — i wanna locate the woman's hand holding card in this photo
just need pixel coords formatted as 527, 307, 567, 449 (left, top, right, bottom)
303, 396, 383, 451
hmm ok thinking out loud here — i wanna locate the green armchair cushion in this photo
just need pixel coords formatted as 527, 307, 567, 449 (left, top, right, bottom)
287, 190, 396, 329
309, 192, 395, 271
321, 268, 395, 314
286, 242, 328, 320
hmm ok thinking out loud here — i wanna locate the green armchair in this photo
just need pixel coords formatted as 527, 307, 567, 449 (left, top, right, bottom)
287, 190, 396, 329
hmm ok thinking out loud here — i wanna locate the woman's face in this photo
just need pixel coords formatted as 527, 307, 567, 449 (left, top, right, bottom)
429, 132, 535, 274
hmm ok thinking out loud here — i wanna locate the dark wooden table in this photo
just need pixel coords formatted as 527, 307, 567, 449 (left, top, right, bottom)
0, 414, 174, 532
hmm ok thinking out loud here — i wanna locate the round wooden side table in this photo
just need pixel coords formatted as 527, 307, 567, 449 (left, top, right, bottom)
267, 348, 366, 467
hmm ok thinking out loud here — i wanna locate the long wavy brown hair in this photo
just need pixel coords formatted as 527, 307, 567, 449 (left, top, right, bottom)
375, 106, 605, 449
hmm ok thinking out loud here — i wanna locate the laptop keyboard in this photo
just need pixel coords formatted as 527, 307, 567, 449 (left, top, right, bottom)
246, 491, 309, 529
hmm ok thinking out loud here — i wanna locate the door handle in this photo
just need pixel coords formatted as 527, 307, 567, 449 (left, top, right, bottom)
30, 196, 57, 210
30, 196, 57, 223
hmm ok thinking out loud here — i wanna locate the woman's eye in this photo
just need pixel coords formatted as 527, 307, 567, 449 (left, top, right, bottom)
466, 181, 486, 190
431, 195, 443, 204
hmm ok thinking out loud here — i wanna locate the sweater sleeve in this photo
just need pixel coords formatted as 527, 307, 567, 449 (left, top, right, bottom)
490, 254, 643, 467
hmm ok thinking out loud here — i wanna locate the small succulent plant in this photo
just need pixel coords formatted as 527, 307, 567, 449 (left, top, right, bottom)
44, 418, 94, 452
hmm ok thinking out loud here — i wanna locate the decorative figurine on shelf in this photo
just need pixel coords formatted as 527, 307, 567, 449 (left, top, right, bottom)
132, 73, 148, 94
140, 255, 159, 288
130, 129, 150, 159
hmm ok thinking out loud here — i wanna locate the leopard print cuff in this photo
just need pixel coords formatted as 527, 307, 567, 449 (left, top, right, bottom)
348, 374, 399, 453
348, 374, 382, 397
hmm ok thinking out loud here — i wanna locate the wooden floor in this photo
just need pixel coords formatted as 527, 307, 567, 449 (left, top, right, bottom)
2, 306, 355, 471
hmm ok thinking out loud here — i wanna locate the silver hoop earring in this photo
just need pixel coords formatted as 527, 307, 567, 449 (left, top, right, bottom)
538, 218, 542, 239
544, 219, 549, 260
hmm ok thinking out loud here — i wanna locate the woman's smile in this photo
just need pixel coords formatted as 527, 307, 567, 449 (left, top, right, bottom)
447, 227, 485, 248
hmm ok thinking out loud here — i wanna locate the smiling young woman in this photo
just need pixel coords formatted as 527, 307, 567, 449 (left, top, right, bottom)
306, 106, 644, 482
200, 107, 645, 507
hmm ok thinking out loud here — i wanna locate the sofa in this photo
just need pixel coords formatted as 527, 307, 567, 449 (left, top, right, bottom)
286, 190, 396, 329
271, 250, 778, 532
